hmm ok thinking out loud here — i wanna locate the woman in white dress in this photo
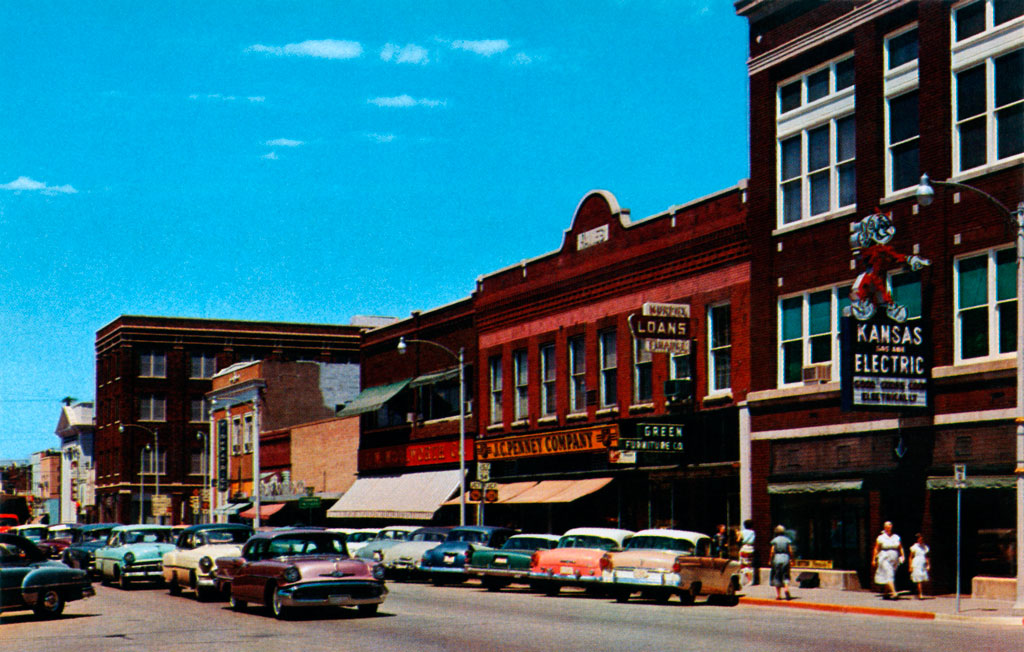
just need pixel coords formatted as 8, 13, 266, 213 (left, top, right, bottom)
872, 521, 904, 599
909, 533, 930, 599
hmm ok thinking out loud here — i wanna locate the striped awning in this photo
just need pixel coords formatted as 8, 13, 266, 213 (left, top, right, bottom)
926, 475, 1015, 490
767, 479, 863, 494
337, 379, 411, 417
326, 469, 463, 520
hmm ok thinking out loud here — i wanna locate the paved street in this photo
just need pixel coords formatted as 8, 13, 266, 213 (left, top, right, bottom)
2, 580, 1022, 652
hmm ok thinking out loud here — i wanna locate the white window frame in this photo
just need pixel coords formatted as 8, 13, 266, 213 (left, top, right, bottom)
243, 414, 254, 451
540, 343, 556, 416
884, 24, 921, 195
777, 285, 851, 387
670, 350, 692, 381
632, 339, 653, 404
488, 356, 503, 425
568, 336, 587, 413
190, 353, 217, 379
139, 351, 166, 378
190, 397, 211, 423
599, 330, 617, 408
513, 349, 529, 420
708, 303, 732, 394
143, 450, 166, 476
139, 394, 166, 422
953, 246, 1018, 363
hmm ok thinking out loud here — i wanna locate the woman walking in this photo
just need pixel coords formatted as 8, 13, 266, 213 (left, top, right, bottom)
872, 521, 904, 600
769, 525, 793, 601
909, 533, 930, 599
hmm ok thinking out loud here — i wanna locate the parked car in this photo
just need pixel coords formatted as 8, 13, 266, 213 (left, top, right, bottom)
35, 524, 79, 559
466, 533, 560, 591
9, 524, 49, 541
380, 527, 453, 579
355, 526, 447, 565
0, 533, 94, 619
61, 523, 120, 576
529, 527, 634, 596
354, 525, 419, 561
214, 528, 387, 619
95, 524, 175, 589
600, 529, 741, 604
162, 523, 253, 601
419, 526, 516, 585
340, 528, 381, 556
0, 514, 20, 533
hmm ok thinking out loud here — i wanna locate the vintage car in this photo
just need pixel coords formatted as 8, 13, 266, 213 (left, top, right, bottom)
419, 526, 516, 585
466, 533, 560, 591
60, 523, 120, 576
0, 533, 94, 619
162, 523, 253, 600
339, 528, 381, 556
214, 528, 387, 619
529, 527, 634, 596
35, 524, 79, 559
356, 526, 447, 564
600, 529, 741, 604
380, 527, 452, 579
94, 524, 175, 589
353, 525, 419, 561
9, 524, 49, 541
0, 514, 20, 533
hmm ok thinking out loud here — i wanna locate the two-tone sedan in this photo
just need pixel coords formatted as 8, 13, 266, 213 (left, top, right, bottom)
61, 523, 120, 576
529, 527, 634, 596
162, 523, 253, 600
466, 533, 560, 591
215, 528, 387, 619
0, 533, 94, 619
419, 526, 516, 585
600, 529, 715, 603
94, 525, 175, 589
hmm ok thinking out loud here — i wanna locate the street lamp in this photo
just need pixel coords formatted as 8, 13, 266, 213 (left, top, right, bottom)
120, 424, 159, 523
916, 173, 1024, 614
140, 444, 150, 524
196, 431, 208, 524
397, 336, 467, 526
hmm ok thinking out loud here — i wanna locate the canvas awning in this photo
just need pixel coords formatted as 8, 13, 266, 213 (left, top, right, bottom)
214, 502, 250, 515
326, 469, 463, 520
409, 367, 460, 388
239, 503, 286, 519
926, 475, 1015, 490
446, 478, 613, 505
337, 379, 411, 417
767, 479, 863, 494
443, 481, 538, 505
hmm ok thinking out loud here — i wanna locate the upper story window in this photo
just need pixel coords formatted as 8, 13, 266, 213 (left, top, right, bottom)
568, 336, 587, 413
599, 330, 617, 407
416, 373, 461, 422
513, 349, 529, 421
190, 353, 217, 379
708, 303, 732, 394
633, 340, 653, 404
884, 25, 920, 194
540, 343, 556, 416
778, 56, 855, 115
190, 398, 212, 423
955, 247, 1017, 362
955, 0, 1024, 42
139, 393, 166, 422
778, 285, 851, 386
670, 350, 692, 381
142, 450, 166, 475
488, 356, 503, 425
139, 351, 166, 378
886, 27, 919, 70
243, 415, 254, 449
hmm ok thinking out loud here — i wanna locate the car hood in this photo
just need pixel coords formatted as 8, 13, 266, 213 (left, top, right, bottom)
388, 541, 443, 559
606, 549, 679, 570
114, 542, 176, 560
167, 543, 245, 563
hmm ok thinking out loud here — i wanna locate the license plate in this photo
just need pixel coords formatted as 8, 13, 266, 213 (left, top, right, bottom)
559, 566, 573, 575
494, 557, 508, 565
444, 554, 456, 564
634, 568, 648, 579
330, 594, 349, 602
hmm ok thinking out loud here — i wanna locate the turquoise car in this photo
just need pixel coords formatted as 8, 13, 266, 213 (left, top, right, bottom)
94, 525, 175, 589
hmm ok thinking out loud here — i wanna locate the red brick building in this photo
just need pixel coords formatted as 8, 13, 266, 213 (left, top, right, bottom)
735, 0, 1023, 590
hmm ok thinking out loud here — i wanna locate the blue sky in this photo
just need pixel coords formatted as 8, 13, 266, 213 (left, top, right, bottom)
0, 1, 749, 460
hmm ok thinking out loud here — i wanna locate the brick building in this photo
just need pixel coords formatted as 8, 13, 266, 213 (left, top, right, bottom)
94, 316, 362, 524
735, 0, 1023, 590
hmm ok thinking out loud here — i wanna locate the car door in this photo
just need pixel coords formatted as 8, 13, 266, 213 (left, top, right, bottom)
233, 539, 267, 602
95, 531, 121, 577
0, 540, 36, 609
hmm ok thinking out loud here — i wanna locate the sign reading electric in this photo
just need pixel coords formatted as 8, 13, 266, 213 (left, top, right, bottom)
841, 313, 930, 410
476, 425, 618, 461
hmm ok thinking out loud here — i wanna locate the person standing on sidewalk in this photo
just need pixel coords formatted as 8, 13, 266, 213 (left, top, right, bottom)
769, 525, 793, 600
872, 521, 904, 600
909, 533, 930, 599
712, 524, 730, 558
737, 519, 756, 585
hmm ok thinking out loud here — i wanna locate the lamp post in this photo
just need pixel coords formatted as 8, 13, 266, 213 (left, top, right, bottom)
121, 424, 159, 523
196, 431, 208, 524
397, 336, 467, 526
916, 173, 1024, 614
139, 444, 150, 524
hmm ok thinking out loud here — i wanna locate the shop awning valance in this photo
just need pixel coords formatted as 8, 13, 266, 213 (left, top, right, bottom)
337, 379, 411, 417
446, 478, 613, 505
926, 475, 1015, 491
409, 367, 460, 388
767, 479, 863, 494
239, 503, 286, 519
326, 469, 463, 520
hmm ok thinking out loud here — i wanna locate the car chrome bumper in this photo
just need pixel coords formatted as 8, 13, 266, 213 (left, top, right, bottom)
528, 570, 603, 584
603, 570, 680, 588
275, 582, 388, 608
467, 567, 528, 579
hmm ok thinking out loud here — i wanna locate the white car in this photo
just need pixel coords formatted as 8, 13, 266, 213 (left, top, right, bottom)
335, 528, 380, 556
162, 524, 253, 600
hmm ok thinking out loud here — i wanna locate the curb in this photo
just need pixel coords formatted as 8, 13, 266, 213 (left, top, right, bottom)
739, 596, 1024, 626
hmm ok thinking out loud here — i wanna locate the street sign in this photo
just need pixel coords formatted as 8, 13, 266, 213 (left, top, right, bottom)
297, 496, 321, 510
151, 494, 171, 517
484, 482, 499, 503
954, 463, 967, 488
189, 495, 200, 514
477, 462, 491, 482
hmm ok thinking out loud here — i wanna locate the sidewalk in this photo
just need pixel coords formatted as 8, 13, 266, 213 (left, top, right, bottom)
737, 581, 1024, 627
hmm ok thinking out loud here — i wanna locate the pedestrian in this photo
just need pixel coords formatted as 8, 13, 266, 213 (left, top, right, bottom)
712, 523, 729, 559
872, 521, 904, 600
909, 532, 930, 599
737, 519, 756, 585
769, 524, 793, 600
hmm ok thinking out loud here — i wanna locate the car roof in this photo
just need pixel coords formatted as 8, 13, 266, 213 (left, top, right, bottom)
509, 533, 560, 541
450, 525, 513, 534
252, 528, 342, 540
629, 529, 708, 543
380, 525, 419, 532
560, 527, 635, 541
112, 524, 171, 532
412, 526, 452, 534
82, 523, 120, 531
179, 523, 252, 534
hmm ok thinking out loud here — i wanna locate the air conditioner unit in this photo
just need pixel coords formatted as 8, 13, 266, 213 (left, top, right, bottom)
243, 443, 253, 453
802, 363, 832, 384
664, 379, 694, 409
232, 444, 240, 454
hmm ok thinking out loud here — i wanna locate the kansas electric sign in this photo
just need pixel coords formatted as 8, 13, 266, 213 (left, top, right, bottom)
841, 315, 930, 410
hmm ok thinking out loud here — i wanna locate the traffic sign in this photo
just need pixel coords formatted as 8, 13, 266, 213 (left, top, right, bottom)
297, 496, 321, 510
477, 462, 491, 482
151, 494, 171, 517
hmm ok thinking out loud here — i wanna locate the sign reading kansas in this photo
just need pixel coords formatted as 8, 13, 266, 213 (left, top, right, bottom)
841, 313, 930, 410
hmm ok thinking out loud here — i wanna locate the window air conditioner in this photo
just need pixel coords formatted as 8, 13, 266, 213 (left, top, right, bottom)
243, 443, 253, 453
232, 445, 240, 454
801, 363, 832, 384
664, 379, 694, 406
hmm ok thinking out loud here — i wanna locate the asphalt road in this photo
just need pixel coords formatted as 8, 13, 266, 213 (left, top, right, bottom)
2, 580, 1022, 652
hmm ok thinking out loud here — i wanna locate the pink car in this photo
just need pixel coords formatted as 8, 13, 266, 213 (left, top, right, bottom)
529, 527, 634, 596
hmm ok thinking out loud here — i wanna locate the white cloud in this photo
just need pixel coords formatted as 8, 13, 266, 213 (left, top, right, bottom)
366, 133, 396, 143
368, 95, 445, 108
261, 151, 279, 160
380, 43, 429, 64
0, 176, 77, 195
247, 39, 363, 60
266, 138, 304, 147
247, 96, 266, 103
451, 39, 509, 56
512, 52, 534, 65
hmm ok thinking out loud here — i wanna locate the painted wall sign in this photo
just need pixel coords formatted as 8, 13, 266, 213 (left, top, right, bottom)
841, 313, 930, 410
576, 224, 609, 251
359, 438, 475, 472
475, 425, 618, 461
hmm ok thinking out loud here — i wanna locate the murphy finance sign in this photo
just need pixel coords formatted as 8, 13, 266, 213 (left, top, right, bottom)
476, 425, 619, 461
841, 313, 930, 410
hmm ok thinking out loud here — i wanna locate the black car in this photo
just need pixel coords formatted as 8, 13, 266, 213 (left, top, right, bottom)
0, 533, 94, 619
61, 523, 120, 577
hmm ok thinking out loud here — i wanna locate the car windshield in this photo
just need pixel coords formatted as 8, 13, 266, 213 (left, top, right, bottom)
557, 535, 620, 550
17, 527, 48, 540
203, 529, 251, 545
623, 536, 695, 553
268, 535, 347, 556
505, 537, 555, 551
411, 531, 447, 542
124, 530, 171, 544
447, 530, 488, 544
347, 532, 376, 542
83, 529, 111, 542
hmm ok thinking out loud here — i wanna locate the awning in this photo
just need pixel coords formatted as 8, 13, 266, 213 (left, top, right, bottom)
338, 379, 411, 417
767, 480, 863, 494
445, 478, 613, 505
926, 475, 1015, 491
409, 367, 460, 388
239, 503, 286, 519
443, 481, 538, 505
326, 469, 463, 520
214, 502, 250, 515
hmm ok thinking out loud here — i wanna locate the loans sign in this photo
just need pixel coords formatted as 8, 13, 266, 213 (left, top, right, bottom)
629, 302, 691, 354
841, 313, 930, 410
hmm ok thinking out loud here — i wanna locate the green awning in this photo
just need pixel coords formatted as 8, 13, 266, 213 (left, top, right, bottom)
409, 367, 460, 388
337, 379, 411, 417
926, 475, 1015, 490
767, 479, 863, 494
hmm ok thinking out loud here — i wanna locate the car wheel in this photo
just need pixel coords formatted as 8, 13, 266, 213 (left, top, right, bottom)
614, 588, 631, 603
112, 566, 129, 590
653, 589, 672, 604
32, 589, 65, 619
431, 576, 447, 586
357, 603, 379, 616
196, 586, 213, 602
543, 583, 560, 597
228, 590, 246, 612
270, 588, 289, 620
482, 578, 505, 592
168, 573, 181, 595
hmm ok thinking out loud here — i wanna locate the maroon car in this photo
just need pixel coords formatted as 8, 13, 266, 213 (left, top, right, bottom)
214, 529, 387, 619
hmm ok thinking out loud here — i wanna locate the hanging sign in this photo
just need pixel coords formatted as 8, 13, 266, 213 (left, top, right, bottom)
841, 312, 930, 410
629, 302, 691, 354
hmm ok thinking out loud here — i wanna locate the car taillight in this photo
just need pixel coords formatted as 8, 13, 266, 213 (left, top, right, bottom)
530, 552, 540, 569
599, 553, 612, 571
672, 557, 683, 574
